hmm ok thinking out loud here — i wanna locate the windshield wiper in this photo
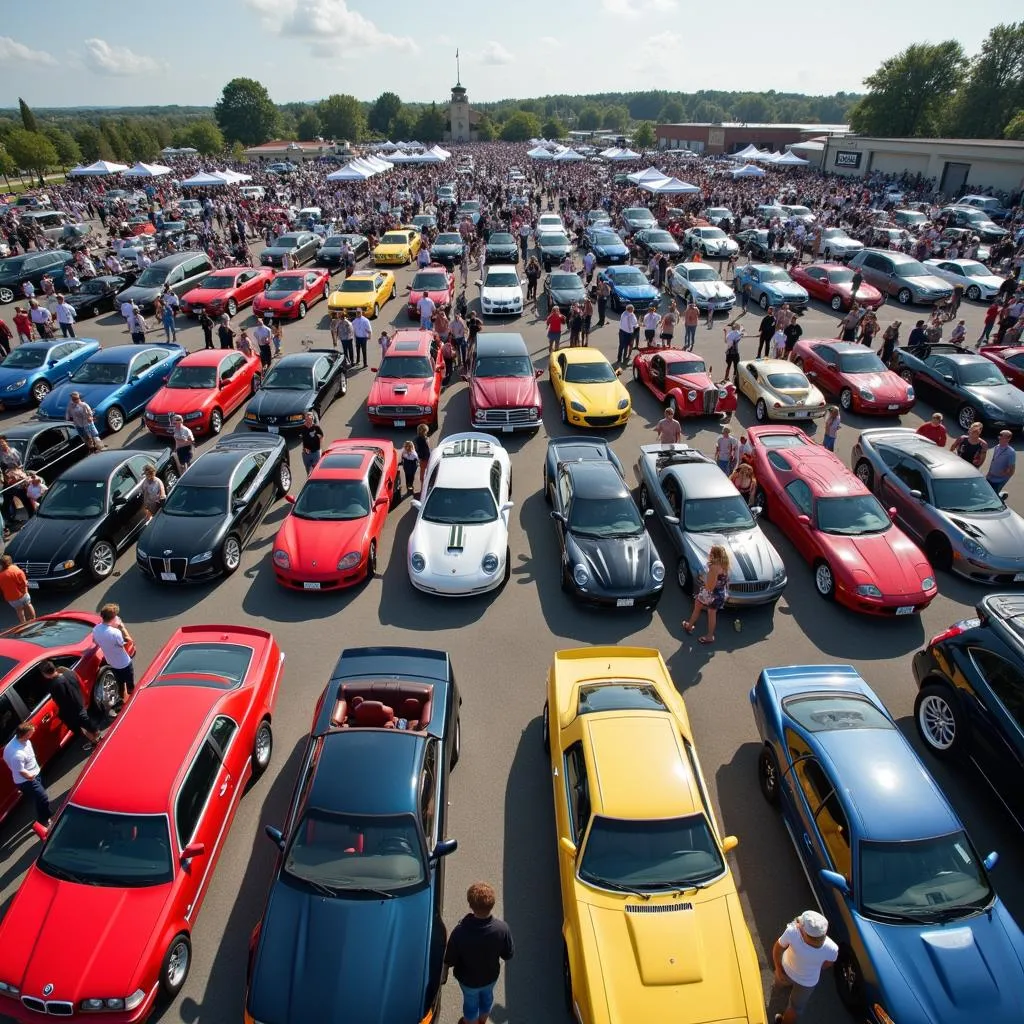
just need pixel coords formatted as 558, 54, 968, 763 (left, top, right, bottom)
583, 876, 650, 899
298, 876, 339, 898
328, 880, 396, 899
41, 862, 101, 885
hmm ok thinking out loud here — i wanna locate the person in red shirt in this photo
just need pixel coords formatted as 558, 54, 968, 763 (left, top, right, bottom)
0, 554, 34, 623
546, 307, 564, 353
12, 307, 32, 345
916, 412, 947, 447
977, 301, 1001, 346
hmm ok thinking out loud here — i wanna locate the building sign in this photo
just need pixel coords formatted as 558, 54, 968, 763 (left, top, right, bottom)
834, 151, 862, 169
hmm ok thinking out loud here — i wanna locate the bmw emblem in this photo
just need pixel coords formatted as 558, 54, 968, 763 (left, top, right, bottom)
163, 550, 172, 556
43, 984, 54, 996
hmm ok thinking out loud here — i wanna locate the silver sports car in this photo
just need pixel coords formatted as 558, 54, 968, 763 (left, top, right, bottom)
633, 443, 787, 604
851, 427, 1024, 585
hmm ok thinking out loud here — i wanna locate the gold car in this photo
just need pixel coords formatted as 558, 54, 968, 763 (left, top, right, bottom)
373, 228, 421, 266
736, 358, 826, 422
544, 647, 766, 1024
327, 270, 395, 318
549, 348, 631, 429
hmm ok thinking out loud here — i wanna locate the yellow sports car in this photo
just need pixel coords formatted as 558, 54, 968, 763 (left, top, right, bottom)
550, 348, 631, 428
544, 647, 767, 1024
736, 357, 826, 422
327, 270, 395, 318
373, 228, 421, 266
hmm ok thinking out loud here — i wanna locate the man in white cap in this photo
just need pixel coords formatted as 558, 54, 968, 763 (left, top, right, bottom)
771, 910, 837, 1023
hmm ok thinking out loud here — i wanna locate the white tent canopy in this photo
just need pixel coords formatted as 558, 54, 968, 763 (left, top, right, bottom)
68, 159, 129, 177
326, 163, 373, 181
751, 150, 780, 163
122, 162, 173, 178
427, 144, 451, 159
362, 155, 393, 172
639, 176, 700, 194
527, 146, 555, 160
217, 169, 251, 183
775, 150, 809, 166
552, 148, 585, 161
731, 164, 766, 178
178, 171, 229, 187
789, 139, 825, 153
606, 148, 642, 161
731, 144, 762, 160
627, 166, 670, 184
377, 141, 398, 151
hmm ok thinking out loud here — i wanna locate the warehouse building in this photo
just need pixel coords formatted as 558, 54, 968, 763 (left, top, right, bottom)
656, 122, 849, 155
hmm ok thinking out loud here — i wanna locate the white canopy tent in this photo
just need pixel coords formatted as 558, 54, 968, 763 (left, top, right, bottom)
731, 164, 767, 179
775, 150, 810, 166
552, 148, 585, 162
751, 150, 781, 163
639, 176, 700, 195
326, 163, 374, 181
217, 169, 251, 183
122, 162, 173, 178
377, 141, 398, 151
68, 159, 129, 177
363, 155, 393, 172
349, 158, 379, 174
788, 139, 826, 154
606, 148, 642, 161
179, 171, 230, 187
730, 144, 762, 161
527, 146, 555, 160
427, 144, 451, 159
415, 150, 445, 164
627, 166, 670, 185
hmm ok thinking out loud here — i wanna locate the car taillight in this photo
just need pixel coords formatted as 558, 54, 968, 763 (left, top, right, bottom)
929, 618, 979, 647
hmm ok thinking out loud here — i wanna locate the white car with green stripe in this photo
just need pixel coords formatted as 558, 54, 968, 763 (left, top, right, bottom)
408, 432, 513, 595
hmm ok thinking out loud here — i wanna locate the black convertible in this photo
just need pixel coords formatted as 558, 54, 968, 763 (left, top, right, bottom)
243, 349, 348, 432
63, 275, 130, 318
136, 433, 291, 583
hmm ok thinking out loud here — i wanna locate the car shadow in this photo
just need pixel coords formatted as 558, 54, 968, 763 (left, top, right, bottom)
92, 564, 206, 620
240, 549, 365, 622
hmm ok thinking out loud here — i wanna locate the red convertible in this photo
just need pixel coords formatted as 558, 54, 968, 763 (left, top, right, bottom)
406, 263, 456, 319
789, 262, 883, 311
979, 346, 1024, 391
124, 217, 156, 237
367, 329, 444, 430
145, 348, 263, 438
0, 613, 135, 826
0, 624, 283, 1022
180, 265, 275, 319
251, 268, 330, 321
747, 425, 937, 615
631, 346, 737, 418
273, 439, 398, 591
791, 338, 916, 415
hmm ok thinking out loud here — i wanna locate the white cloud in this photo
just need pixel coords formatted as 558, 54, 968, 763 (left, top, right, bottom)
539, 36, 560, 48
480, 41, 514, 65
82, 38, 165, 75
0, 35, 56, 66
603, 0, 676, 14
247, 0, 416, 57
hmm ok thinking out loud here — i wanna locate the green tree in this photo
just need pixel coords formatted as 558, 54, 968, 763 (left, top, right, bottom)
1005, 109, 1024, 139
99, 119, 129, 161
296, 108, 322, 140
603, 105, 630, 132
633, 121, 656, 149
691, 100, 726, 122
231, 141, 246, 161
74, 124, 111, 162
368, 91, 403, 135
849, 41, 966, 136
41, 125, 81, 169
182, 119, 224, 155
5, 128, 57, 185
500, 111, 541, 142
317, 94, 364, 142
414, 103, 447, 142
541, 117, 564, 140
214, 77, 280, 146
953, 22, 1024, 138
658, 98, 686, 123
475, 117, 495, 142
0, 148, 15, 188
18, 98, 37, 133
390, 109, 417, 142
732, 93, 775, 123
122, 120, 159, 162
577, 106, 602, 131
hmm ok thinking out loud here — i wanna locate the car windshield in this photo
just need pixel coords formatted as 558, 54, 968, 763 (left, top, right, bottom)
489, 233, 514, 245
569, 495, 644, 538
685, 267, 717, 282
165, 365, 216, 389
379, 355, 432, 379
549, 274, 582, 291
435, 234, 461, 246
275, 235, 302, 247
645, 231, 673, 243
783, 693, 894, 731
485, 272, 519, 288
293, 479, 371, 520
79, 280, 107, 294
475, 355, 533, 378
758, 268, 789, 283
957, 362, 1006, 385
40, 478, 106, 518
837, 351, 887, 373
591, 231, 621, 245
787, 206, 812, 216
0, 259, 27, 274
815, 495, 891, 535
563, 360, 617, 384
381, 233, 409, 244
706, 208, 730, 218
197, 275, 235, 289
70, 361, 128, 385
265, 277, 302, 295
134, 266, 169, 287
323, 237, 346, 247
859, 832, 993, 923
161, 483, 226, 516
422, 486, 497, 524
540, 234, 570, 247
1, 348, 47, 369
931, 475, 1005, 512
823, 229, 849, 239
339, 279, 374, 292
683, 495, 755, 532
579, 814, 725, 892
666, 359, 707, 376
700, 228, 727, 240
895, 259, 930, 276
261, 365, 314, 389
412, 273, 448, 290
625, 209, 654, 220
766, 372, 807, 389
961, 263, 992, 278
38, 806, 173, 887
609, 269, 648, 287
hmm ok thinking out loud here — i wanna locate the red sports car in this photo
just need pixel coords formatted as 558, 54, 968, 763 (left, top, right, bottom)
0, 624, 283, 1022
746, 424, 937, 615
406, 263, 456, 319
0, 613, 135, 825
979, 345, 1024, 391
124, 217, 156, 237
273, 439, 398, 590
251, 268, 330, 321
367, 329, 444, 430
468, 332, 542, 431
145, 348, 263, 438
180, 265, 274, 319
631, 346, 738, 418
791, 338, 916, 415
789, 262, 884, 311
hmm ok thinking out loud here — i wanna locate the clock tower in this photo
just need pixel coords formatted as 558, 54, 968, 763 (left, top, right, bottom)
450, 82, 470, 143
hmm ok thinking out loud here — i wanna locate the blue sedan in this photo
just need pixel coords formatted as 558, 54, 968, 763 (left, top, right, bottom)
598, 265, 660, 313
732, 262, 809, 311
38, 343, 186, 434
0, 339, 100, 409
750, 663, 1024, 1023
583, 226, 629, 265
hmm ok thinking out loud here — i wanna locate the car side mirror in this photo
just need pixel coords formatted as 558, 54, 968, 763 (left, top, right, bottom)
550, 510, 566, 523
664, 515, 680, 525
615, 368, 622, 377
373, 496, 388, 509
112, 496, 128, 508
474, 279, 482, 287
820, 868, 850, 896
32, 821, 49, 842
430, 838, 458, 861
559, 836, 578, 858
232, 499, 247, 512
410, 498, 422, 509
750, 505, 763, 518
1000, 491, 1009, 504
797, 513, 811, 525
181, 842, 206, 862
284, 493, 296, 505
369, 366, 378, 372
984, 851, 999, 871
943, 374, 955, 383
643, 508, 654, 518
264, 825, 285, 850
721, 835, 739, 854
500, 500, 514, 512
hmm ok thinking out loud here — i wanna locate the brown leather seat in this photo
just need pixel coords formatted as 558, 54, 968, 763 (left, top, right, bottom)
352, 700, 395, 728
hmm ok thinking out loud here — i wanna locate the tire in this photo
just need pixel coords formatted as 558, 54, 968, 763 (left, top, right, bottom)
830, 294, 844, 311
251, 719, 273, 779
373, 302, 380, 318
105, 405, 125, 433
839, 388, 853, 411
251, 372, 261, 395
758, 745, 782, 806
221, 534, 242, 575
562, 945, 574, 1017
164, 466, 179, 490
899, 369, 915, 385
834, 946, 866, 1014
31, 379, 51, 404
632, 362, 641, 382
298, 301, 307, 318
159, 933, 191, 1000
322, 285, 329, 302
226, 298, 237, 317
543, 466, 552, 504
366, 540, 377, 579
925, 532, 953, 572
542, 701, 550, 754
759, 293, 769, 310
915, 683, 963, 757
897, 287, 912, 305
92, 667, 119, 714
561, 400, 569, 425
755, 398, 768, 423
277, 461, 292, 497
209, 408, 223, 435
813, 559, 836, 600
677, 556, 693, 595
854, 459, 873, 487
637, 484, 651, 511
87, 539, 116, 581
450, 715, 461, 770
0, 286, 14, 304
754, 487, 769, 520
957, 404, 977, 431
502, 547, 512, 586
966, 285, 981, 301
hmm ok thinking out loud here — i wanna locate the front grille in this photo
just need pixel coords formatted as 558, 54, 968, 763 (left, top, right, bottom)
584, 414, 619, 426
480, 408, 533, 424
21, 997, 74, 1015
148, 412, 172, 425
625, 901, 693, 913
375, 405, 420, 417
702, 388, 720, 415
731, 580, 771, 594
17, 561, 50, 579
149, 556, 189, 579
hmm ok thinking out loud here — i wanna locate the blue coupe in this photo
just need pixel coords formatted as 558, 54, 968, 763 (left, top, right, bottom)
0, 339, 100, 409
583, 226, 629, 264
750, 663, 1024, 1023
732, 263, 809, 312
37, 343, 186, 434
598, 265, 660, 313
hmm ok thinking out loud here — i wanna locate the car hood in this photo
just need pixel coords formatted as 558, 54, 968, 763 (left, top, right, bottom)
846, 371, 913, 401
471, 375, 540, 409
763, 281, 808, 300
275, 513, 368, 568
481, 285, 523, 302
410, 518, 507, 575
0, 365, 45, 388
369, 377, 434, 405
40, 381, 121, 416
139, 512, 228, 558
611, 282, 659, 300
408, 289, 450, 307
686, 528, 783, 583
7, 514, 94, 567
1, 870, 170, 1000
698, 236, 736, 250
963, 384, 1024, 416
262, 245, 299, 257
181, 287, 231, 304
833, 282, 882, 301
114, 285, 160, 304
594, 242, 628, 254
765, 381, 825, 408
942, 506, 1024, 559
146, 386, 213, 417
563, 379, 629, 413
569, 530, 657, 590
687, 280, 735, 301
832, 529, 932, 596
432, 244, 463, 255
550, 287, 587, 305
254, 292, 304, 310
249, 879, 432, 1024
65, 291, 110, 309
540, 241, 572, 255
905, 274, 953, 292
248, 388, 317, 419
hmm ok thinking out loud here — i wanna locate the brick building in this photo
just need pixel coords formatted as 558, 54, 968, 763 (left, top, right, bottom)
656, 122, 849, 155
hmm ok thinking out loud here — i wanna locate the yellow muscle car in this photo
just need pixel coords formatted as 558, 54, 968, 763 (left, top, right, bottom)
549, 348, 631, 428
327, 270, 395, 318
373, 228, 421, 266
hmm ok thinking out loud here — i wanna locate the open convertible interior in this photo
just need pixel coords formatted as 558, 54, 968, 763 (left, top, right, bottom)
330, 680, 433, 731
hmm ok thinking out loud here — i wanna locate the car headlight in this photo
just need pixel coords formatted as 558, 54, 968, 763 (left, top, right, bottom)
5, 378, 27, 391
962, 535, 987, 558
189, 550, 213, 563
244, 412, 257, 421
0, 980, 20, 996
411, 552, 426, 573
687, 390, 697, 401
573, 564, 589, 587
338, 551, 362, 570
284, 300, 294, 308
183, 411, 203, 421
856, 584, 882, 597
529, 407, 539, 420
772, 565, 786, 582
921, 576, 936, 590
367, 405, 378, 415
136, 547, 148, 560
481, 552, 499, 574
617, 398, 629, 410
859, 388, 874, 401
906, 387, 915, 400
273, 549, 290, 569
570, 401, 586, 412
81, 990, 144, 1012
651, 561, 665, 583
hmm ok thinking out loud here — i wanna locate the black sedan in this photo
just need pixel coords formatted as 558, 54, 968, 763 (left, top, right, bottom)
6, 447, 178, 589
260, 231, 322, 269
0, 250, 74, 305
247, 645, 460, 1024
547, 446, 665, 609
243, 349, 347, 432
63, 275, 128, 319
735, 229, 797, 262
536, 231, 574, 271
485, 231, 519, 264
318, 233, 370, 268
1, 421, 88, 487
543, 271, 588, 314
634, 229, 681, 258
430, 232, 466, 268
582, 227, 629, 265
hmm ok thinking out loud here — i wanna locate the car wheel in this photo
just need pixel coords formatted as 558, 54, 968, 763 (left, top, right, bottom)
30, 378, 52, 404
251, 372, 262, 395
450, 715, 461, 770
543, 466, 551, 504
366, 540, 377, 579
966, 285, 981, 301
759, 293, 769, 310
298, 301, 307, 318
562, 945, 574, 1017
502, 547, 512, 586
957, 404, 977, 431
637, 484, 650, 511
221, 534, 242, 575
0, 287, 14, 304
813, 559, 836, 600
321, 284, 329, 302
754, 487, 769, 520
677, 556, 693, 595
834, 946, 866, 1014
839, 388, 853, 411
105, 405, 125, 433
757, 745, 782, 806
542, 701, 550, 753
897, 287, 912, 305
854, 459, 874, 487
164, 465, 179, 490
925, 532, 953, 572
899, 369, 915, 385
209, 408, 223, 435
915, 683, 963, 757
755, 398, 768, 422
561, 400, 569, 424
87, 539, 116, 581
92, 667, 119, 714
226, 298, 237, 317
251, 719, 273, 779
632, 361, 641, 382
830, 294, 844, 311
159, 933, 192, 1000
373, 302, 380, 318
277, 461, 292, 497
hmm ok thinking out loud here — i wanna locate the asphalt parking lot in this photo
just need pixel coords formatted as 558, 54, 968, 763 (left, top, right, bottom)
0, 237, 1020, 1024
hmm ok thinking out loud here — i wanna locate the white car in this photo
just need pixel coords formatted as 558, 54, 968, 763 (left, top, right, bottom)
408, 433, 513, 596
536, 213, 564, 234
817, 227, 864, 260
703, 207, 734, 225
478, 265, 525, 317
668, 262, 736, 311
923, 258, 1005, 301
683, 226, 739, 257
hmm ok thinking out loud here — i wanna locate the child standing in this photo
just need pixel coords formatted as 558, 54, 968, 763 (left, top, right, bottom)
271, 321, 283, 357
414, 423, 431, 493
400, 440, 419, 497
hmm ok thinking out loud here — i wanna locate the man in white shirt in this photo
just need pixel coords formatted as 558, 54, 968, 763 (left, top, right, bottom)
351, 312, 372, 368
28, 299, 52, 339
617, 305, 638, 365
772, 910, 838, 1023
642, 306, 660, 347
417, 294, 436, 331
724, 323, 743, 382
3, 723, 52, 825
54, 294, 77, 338
90, 602, 135, 712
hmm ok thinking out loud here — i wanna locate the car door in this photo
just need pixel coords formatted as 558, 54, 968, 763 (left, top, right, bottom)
657, 470, 684, 552
366, 454, 389, 543
125, 350, 166, 413
235, 270, 259, 305
230, 455, 266, 542
879, 457, 931, 542
6, 662, 67, 768
104, 462, 142, 548
924, 355, 961, 409
554, 468, 574, 564
0, 691, 26, 820
559, 737, 591, 958
26, 425, 85, 481
801, 266, 826, 301
739, 363, 759, 403
803, 345, 837, 394
419, 738, 445, 897
777, 478, 815, 559
218, 353, 250, 415
648, 355, 666, 397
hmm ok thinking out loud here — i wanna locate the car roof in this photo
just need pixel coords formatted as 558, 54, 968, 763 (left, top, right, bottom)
310, 729, 422, 814
945, 352, 990, 365
184, 447, 249, 484
88, 344, 170, 364
386, 328, 433, 354
813, 340, 866, 354
475, 333, 529, 357
348, 270, 379, 280
667, 460, 734, 495
561, 347, 612, 364
59, 447, 156, 479
315, 441, 385, 478
565, 459, 626, 497
277, 350, 327, 367
273, 269, 316, 280
765, 443, 866, 496
864, 428, 976, 476
1, 420, 75, 439
177, 348, 238, 367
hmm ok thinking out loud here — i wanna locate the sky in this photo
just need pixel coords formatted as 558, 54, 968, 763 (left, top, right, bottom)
0, 0, 1021, 110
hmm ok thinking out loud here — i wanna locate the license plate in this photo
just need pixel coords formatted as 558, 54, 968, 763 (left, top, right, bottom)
27, 580, 39, 590
160, 572, 177, 582
268, 425, 279, 433
887, 404, 899, 410
616, 598, 635, 607
1014, 573, 1024, 582
393, 419, 405, 427
502, 425, 513, 433
896, 605, 915, 615
303, 582, 321, 590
